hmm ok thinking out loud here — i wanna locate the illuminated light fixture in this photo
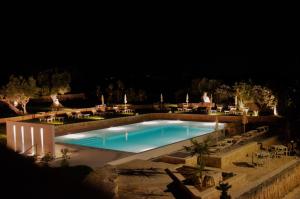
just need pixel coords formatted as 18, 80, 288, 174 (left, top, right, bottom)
108, 127, 126, 131
21, 126, 25, 153
13, 125, 17, 152
40, 128, 44, 155
64, 133, 86, 139
274, 105, 278, 116
31, 127, 35, 155
13, 101, 18, 107
141, 121, 159, 125
167, 120, 183, 124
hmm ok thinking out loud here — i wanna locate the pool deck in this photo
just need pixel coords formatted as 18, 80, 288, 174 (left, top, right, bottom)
51, 144, 133, 168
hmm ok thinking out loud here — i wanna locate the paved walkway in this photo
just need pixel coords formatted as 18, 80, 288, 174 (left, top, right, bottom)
51, 144, 132, 169
116, 159, 177, 199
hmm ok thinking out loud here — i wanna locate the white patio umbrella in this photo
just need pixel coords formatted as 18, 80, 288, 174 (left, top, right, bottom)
124, 94, 127, 107
160, 93, 163, 103
235, 95, 238, 107
101, 94, 105, 106
186, 93, 189, 104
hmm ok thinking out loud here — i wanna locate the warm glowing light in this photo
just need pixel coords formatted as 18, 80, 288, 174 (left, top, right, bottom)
31, 127, 35, 155
13, 125, 17, 151
64, 134, 86, 139
21, 126, 25, 153
101, 94, 105, 106
13, 101, 18, 107
274, 105, 278, 116
40, 128, 44, 155
108, 127, 126, 131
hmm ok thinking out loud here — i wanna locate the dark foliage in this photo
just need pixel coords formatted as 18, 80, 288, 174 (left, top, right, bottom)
0, 144, 111, 199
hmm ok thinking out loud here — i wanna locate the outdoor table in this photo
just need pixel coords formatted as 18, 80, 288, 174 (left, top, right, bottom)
256, 151, 269, 158
82, 114, 90, 118
55, 116, 64, 121
270, 145, 288, 156
224, 138, 234, 144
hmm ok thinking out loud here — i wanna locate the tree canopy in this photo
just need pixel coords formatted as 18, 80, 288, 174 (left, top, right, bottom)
0, 75, 39, 114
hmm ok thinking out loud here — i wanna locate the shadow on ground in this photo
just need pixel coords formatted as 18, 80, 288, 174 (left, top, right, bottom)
117, 167, 164, 177
233, 161, 256, 168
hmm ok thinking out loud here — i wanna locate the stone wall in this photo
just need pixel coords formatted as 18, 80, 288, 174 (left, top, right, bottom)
237, 160, 300, 199
204, 136, 279, 168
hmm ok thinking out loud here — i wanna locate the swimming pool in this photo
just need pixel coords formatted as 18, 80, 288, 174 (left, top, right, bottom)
55, 120, 224, 153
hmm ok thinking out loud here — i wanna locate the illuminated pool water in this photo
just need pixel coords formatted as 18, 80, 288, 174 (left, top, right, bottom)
55, 120, 224, 153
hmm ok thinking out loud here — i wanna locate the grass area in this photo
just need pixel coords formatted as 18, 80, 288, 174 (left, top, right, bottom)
0, 133, 6, 145
87, 116, 105, 120
25, 115, 106, 125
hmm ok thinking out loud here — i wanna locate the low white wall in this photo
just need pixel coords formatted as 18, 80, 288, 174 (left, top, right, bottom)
6, 121, 55, 156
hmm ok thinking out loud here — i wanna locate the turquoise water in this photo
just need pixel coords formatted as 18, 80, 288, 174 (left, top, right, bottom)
55, 120, 223, 153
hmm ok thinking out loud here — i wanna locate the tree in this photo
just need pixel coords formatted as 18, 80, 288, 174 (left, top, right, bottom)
216, 182, 232, 199
251, 85, 277, 112
0, 75, 39, 114
37, 69, 71, 108
233, 82, 253, 110
215, 84, 234, 104
115, 80, 125, 103
106, 83, 114, 104
191, 78, 221, 101
137, 89, 147, 103
184, 138, 210, 184
60, 148, 71, 167
96, 85, 102, 101
234, 82, 277, 113
40, 152, 54, 167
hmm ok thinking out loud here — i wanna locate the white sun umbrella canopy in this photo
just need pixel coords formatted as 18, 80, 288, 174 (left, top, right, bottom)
101, 94, 105, 106
186, 93, 189, 103
235, 95, 238, 107
124, 94, 127, 105
160, 93, 163, 103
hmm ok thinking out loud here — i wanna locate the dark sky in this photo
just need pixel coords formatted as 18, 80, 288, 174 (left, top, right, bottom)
0, 55, 298, 79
